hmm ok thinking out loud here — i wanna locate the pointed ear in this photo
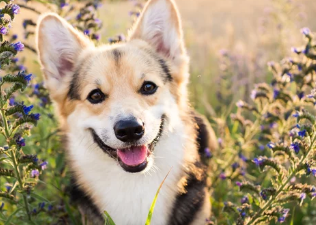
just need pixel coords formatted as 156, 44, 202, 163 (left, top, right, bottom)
36, 13, 93, 100
128, 0, 188, 63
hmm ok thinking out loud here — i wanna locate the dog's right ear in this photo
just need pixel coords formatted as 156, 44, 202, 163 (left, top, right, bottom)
36, 13, 93, 101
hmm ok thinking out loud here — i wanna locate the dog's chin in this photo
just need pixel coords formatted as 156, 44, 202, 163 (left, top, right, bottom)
90, 116, 165, 173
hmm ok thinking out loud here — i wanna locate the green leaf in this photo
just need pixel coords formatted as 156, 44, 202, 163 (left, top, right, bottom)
104, 210, 116, 225
5, 207, 23, 225
145, 169, 171, 225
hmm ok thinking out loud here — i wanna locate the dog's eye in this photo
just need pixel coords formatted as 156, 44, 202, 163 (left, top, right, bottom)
87, 89, 106, 104
140, 82, 158, 95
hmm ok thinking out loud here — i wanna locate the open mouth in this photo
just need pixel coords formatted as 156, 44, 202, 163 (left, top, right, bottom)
90, 115, 165, 173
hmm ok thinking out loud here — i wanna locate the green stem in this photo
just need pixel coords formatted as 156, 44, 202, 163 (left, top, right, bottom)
247, 133, 316, 225
0, 85, 31, 221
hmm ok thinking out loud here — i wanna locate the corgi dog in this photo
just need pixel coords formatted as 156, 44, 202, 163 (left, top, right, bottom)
36, 0, 217, 224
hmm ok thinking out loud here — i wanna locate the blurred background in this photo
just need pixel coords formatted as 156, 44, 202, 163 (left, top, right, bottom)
17, 0, 316, 117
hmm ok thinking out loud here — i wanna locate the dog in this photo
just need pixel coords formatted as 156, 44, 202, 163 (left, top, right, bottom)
36, 0, 217, 224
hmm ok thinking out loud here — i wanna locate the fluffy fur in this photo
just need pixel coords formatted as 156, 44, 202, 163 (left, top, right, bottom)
36, 0, 217, 224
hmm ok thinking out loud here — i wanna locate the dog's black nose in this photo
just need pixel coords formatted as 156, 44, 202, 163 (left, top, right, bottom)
114, 118, 145, 142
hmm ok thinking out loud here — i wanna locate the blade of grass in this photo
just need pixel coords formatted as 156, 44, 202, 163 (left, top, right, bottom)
145, 168, 172, 225
104, 210, 116, 225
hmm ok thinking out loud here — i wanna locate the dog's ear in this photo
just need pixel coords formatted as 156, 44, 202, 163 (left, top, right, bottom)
36, 13, 93, 101
128, 0, 189, 82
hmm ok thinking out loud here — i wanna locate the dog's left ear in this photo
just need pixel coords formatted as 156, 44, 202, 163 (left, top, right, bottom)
128, 0, 189, 83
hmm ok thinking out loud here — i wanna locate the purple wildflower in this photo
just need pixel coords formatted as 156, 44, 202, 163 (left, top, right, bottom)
0, 27, 7, 35
259, 145, 265, 151
298, 91, 304, 99
292, 112, 299, 118
76, 13, 82, 20
48, 205, 53, 211
21, 73, 32, 83
11, 4, 20, 14
219, 172, 226, 180
241, 196, 248, 204
40, 161, 48, 170
300, 193, 306, 202
236, 181, 242, 187
11, 42, 24, 51
301, 27, 311, 35
23, 104, 33, 115
232, 162, 239, 170
0, 202, 4, 210
312, 169, 316, 177
84, 29, 90, 35
236, 100, 245, 108
298, 129, 306, 137
9, 97, 15, 106
278, 217, 285, 223
273, 89, 280, 99
16, 136, 25, 147
251, 90, 257, 100
291, 47, 299, 54
260, 191, 267, 200
238, 153, 247, 162
290, 142, 300, 154
12, 34, 17, 39
38, 202, 45, 209
267, 142, 275, 149
60, 2, 69, 8
5, 184, 11, 192
31, 170, 39, 177
94, 34, 101, 40
11, 57, 18, 63
30, 113, 40, 121
253, 157, 265, 166
204, 148, 212, 158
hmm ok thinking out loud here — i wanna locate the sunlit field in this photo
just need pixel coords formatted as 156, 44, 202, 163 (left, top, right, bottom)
1, 0, 316, 224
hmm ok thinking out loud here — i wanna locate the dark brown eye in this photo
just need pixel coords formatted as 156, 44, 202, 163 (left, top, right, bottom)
87, 89, 106, 104
140, 82, 158, 95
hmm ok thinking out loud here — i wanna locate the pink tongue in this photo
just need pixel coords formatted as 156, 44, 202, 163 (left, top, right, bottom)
117, 146, 148, 166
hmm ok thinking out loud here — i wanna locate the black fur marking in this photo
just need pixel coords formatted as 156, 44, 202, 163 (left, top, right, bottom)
158, 58, 173, 82
70, 178, 105, 224
112, 49, 122, 66
193, 113, 211, 161
67, 68, 81, 100
168, 161, 207, 225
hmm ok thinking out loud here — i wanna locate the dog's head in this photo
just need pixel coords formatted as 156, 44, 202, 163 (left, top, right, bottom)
36, 0, 190, 173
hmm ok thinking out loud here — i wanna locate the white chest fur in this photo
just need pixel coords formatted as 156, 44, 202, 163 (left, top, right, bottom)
68, 129, 188, 225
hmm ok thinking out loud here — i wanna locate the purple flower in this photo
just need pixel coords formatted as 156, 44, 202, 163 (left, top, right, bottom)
253, 157, 265, 166
12, 34, 17, 39
259, 145, 265, 151
60, 3, 69, 8
0, 202, 4, 210
241, 196, 248, 204
312, 169, 316, 177
286, 72, 293, 82
232, 162, 239, 170
40, 161, 48, 170
48, 205, 53, 211
11, 4, 20, 14
260, 191, 268, 200
219, 172, 226, 180
290, 142, 300, 154
298, 91, 304, 99
291, 47, 299, 54
22, 73, 32, 83
9, 97, 15, 106
16, 136, 25, 147
312, 193, 316, 198
267, 143, 275, 149
239, 153, 247, 162
301, 27, 311, 35
84, 29, 90, 35
273, 89, 280, 99
0, 27, 7, 35
300, 193, 306, 201
241, 212, 246, 217
236, 100, 245, 108
23, 104, 33, 115
38, 202, 45, 209
204, 148, 212, 158
251, 90, 257, 100
292, 112, 299, 118
30, 113, 40, 121
11, 57, 18, 63
236, 181, 242, 187
31, 170, 39, 177
278, 216, 285, 223
298, 129, 306, 137
11, 42, 24, 51
5, 184, 11, 192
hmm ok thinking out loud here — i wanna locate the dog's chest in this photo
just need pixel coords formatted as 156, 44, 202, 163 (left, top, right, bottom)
93, 172, 178, 225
